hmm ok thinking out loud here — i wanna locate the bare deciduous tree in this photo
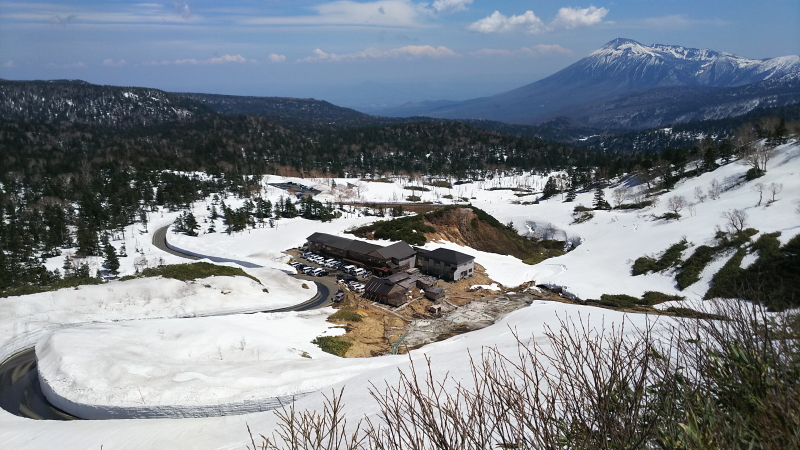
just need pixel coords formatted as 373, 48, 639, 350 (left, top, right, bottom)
707, 178, 722, 200
768, 182, 783, 203
721, 209, 748, 234
693, 186, 706, 203
752, 182, 765, 206
611, 187, 630, 208
629, 186, 647, 204
666, 195, 687, 215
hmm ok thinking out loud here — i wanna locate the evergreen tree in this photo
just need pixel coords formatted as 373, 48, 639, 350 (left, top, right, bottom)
103, 244, 120, 276
592, 187, 611, 210
184, 212, 199, 236
564, 183, 577, 203
541, 177, 559, 200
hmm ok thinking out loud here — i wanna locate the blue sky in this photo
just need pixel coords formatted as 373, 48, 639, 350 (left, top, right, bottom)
1, 1, 799, 109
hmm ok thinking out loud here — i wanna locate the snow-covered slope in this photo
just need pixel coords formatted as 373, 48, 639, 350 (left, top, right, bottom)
36, 311, 399, 419
0, 143, 797, 449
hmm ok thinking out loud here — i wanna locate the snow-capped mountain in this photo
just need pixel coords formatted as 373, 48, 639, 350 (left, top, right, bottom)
374, 38, 800, 127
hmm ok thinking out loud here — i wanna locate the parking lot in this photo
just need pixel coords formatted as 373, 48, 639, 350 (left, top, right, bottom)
286, 250, 375, 300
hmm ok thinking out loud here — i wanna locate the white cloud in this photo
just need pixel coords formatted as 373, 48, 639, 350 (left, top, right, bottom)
299, 45, 458, 62
469, 44, 573, 57
102, 59, 127, 67
431, 0, 473, 14
469, 5, 608, 34
550, 6, 608, 29
142, 54, 248, 66
2, 60, 16, 68
268, 54, 287, 63
468, 10, 544, 34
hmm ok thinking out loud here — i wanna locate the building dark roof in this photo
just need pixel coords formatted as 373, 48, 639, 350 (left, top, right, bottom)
364, 277, 396, 296
371, 241, 415, 261
346, 240, 382, 256
306, 232, 352, 250
422, 247, 475, 265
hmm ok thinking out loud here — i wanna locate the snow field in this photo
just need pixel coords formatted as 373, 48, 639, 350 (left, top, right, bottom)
0, 143, 796, 448
36, 310, 401, 419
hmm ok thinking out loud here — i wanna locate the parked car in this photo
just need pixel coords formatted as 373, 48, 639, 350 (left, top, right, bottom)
301, 252, 313, 258
289, 261, 301, 267
342, 265, 356, 274
352, 268, 366, 277
302, 266, 316, 275
311, 267, 328, 277
336, 274, 357, 282
334, 290, 345, 302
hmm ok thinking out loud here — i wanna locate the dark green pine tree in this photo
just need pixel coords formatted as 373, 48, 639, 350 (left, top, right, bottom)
184, 212, 199, 236
593, 187, 611, 210
541, 177, 559, 200
103, 244, 120, 277
564, 183, 577, 202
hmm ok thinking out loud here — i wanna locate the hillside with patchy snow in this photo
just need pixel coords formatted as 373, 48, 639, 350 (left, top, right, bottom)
0, 142, 797, 448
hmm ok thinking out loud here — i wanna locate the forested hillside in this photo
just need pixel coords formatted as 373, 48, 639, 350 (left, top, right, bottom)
0, 79, 212, 128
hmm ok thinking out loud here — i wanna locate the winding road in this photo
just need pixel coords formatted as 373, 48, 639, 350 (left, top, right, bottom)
0, 225, 336, 421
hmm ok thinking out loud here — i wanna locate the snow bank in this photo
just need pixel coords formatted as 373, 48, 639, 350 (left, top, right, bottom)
36, 311, 400, 419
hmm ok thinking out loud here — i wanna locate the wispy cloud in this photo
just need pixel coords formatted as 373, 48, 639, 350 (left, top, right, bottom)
431, 0, 473, 14
268, 54, 287, 63
469, 44, 573, 57
49, 14, 78, 26
469, 5, 609, 34
102, 59, 127, 67
299, 45, 457, 62
243, 0, 430, 28
46, 62, 87, 69
2, 60, 16, 68
142, 54, 249, 66
636, 15, 731, 29
3, 2, 201, 25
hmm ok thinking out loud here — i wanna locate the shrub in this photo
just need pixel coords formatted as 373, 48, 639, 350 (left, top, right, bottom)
632, 239, 688, 275
311, 336, 352, 357
405, 195, 421, 202
328, 309, 362, 323
404, 186, 430, 192
641, 291, 684, 305
676, 245, 718, 290
598, 293, 641, 308
139, 262, 260, 283
426, 180, 452, 189
616, 200, 653, 210
251, 303, 800, 450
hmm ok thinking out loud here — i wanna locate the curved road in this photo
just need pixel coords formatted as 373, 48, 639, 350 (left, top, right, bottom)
0, 226, 337, 421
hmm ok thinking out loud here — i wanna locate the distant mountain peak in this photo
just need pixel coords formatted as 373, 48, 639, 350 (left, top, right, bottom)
600, 38, 643, 50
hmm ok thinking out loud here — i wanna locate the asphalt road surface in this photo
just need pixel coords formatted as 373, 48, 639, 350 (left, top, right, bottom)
0, 226, 336, 421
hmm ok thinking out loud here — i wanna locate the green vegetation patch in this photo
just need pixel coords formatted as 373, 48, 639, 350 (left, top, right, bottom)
137, 262, 260, 284
0, 276, 102, 298
404, 186, 430, 192
641, 291, 684, 305
676, 245, 718, 290
350, 213, 435, 246
426, 180, 452, 189
587, 291, 684, 309
632, 239, 688, 275
705, 232, 799, 311
328, 309, 362, 323
616, 200, 653, 210
312, 336, 352, 357
405, 195, 422, 202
